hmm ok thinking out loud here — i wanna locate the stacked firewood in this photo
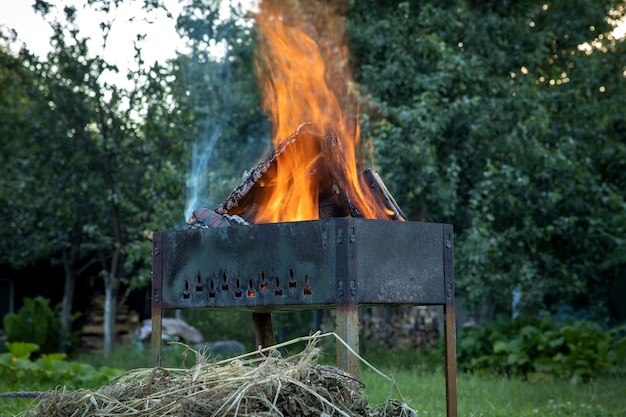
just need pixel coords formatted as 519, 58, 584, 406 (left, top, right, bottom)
80, 295, 140, 351
359, 306, 440, 351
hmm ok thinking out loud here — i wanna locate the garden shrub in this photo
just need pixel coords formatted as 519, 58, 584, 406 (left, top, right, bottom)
607, 324, 626, 374
457, 314, 624, 380
2, 296, 80, 356
0, 341, 122, 392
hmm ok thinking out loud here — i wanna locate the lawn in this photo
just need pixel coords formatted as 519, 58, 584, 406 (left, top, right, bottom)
359, 344, 626, 417
1, 343, 624, 417
361, 368, 626, 417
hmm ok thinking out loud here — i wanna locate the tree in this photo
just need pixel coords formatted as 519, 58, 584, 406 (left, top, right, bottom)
2, 0, 623, 356
1, 0, 271, 353
347, 0, 626, 320
0, 23, 100, 344
0, 1, 187, 354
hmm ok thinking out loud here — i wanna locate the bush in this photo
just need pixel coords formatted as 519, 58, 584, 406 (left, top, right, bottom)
457, 314, 624, 381
0, 341, 123, 415
0, 341, 122, 391
607, 324, 626, 374
2, 296, 79, 356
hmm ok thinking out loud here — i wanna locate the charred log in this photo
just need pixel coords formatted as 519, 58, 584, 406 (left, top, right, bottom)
212, 122, 404, 223
187, 207, 248, 229
360, 169, 406, 221
213, 123, 344, 221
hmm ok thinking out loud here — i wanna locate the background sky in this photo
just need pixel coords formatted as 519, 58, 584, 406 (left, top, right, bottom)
0, 0, 183, 79
0, 0, 623, 86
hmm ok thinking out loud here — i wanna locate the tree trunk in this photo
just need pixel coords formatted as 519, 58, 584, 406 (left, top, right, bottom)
60, 247, 77, 352
103, 276, 119, 356
103, 243, 122, 356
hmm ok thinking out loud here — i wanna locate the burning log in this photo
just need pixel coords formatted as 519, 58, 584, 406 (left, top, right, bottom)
361, 169, 406, 221
213, 123, 348, 221
212, 122, 405, 223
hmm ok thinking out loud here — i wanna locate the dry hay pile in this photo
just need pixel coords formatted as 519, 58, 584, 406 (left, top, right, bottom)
19, 334, 416, 417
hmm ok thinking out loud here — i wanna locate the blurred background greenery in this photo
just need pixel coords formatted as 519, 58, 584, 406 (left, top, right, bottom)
0, 3, 625, 415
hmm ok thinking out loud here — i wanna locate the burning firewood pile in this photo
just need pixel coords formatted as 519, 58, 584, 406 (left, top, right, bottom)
187, 122, 406, 230
19, 335, 416, 417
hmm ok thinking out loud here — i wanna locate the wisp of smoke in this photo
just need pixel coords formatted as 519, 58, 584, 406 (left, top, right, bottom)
184, 124, 223, 222
182, 2, 269, 224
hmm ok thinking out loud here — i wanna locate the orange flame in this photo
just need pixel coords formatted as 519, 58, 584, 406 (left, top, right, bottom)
251, 0, 394, 223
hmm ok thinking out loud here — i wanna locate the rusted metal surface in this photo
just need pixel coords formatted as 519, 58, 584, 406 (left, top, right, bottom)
151, 218, 457, 417
443, 224, 458, 417
151, 233, 163, 367
335, 223, 360, 376
153, 218, 447, 311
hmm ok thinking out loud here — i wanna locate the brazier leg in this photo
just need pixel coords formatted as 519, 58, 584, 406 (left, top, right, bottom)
335, 304, 360, 377
252, 312, 275, 348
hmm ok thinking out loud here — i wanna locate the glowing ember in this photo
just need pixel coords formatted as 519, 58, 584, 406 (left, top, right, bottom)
249, 0, 397, 223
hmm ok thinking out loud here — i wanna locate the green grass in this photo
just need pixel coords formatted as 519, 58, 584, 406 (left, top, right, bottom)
358, 343, 626, 417
2, 344, 625, 417
75, 342, 202, 369
361, 367, 626, 417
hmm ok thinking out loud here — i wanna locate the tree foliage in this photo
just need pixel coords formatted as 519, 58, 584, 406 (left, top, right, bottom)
0, 0, 624, 357
0, 1, 187, 353
0, 0, 270, 352
348, 0, 626, 319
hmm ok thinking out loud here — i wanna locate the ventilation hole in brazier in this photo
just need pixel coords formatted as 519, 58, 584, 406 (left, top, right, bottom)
182, 280, 190, 299
303, 274, 312, 295
221, 272, 228, 291
288, 268, 297, 288
234, 278, 242, 298
247, 278, 256, 297
208, 278, 216, 299
260, 270, 269, 290
274, 277, 283, 296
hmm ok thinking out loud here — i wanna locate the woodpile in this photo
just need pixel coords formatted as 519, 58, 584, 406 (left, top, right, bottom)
359, 306, 440, 351
80, 295, 140, 351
